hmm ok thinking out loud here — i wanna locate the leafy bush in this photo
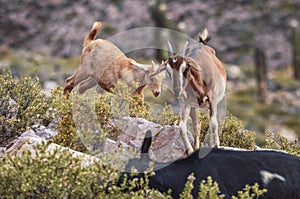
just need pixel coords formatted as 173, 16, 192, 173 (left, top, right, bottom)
0, 142, 172, 198
198, 176, 225, 199
50, 87, 87, 152
197, 112, 256, 149
0, 69, 50, 146
0, 143, 268, 199
49, 82, 151, 151
178, 173, 266, 199
150, 104, 180, 126
264, 132, 299, 156
0, 142, 115, 198
180, 173, 195, 199
220, 113, 256, 149
231, 183, 267, 199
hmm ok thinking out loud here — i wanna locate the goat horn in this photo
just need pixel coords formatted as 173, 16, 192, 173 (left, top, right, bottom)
167, 40, 174, 56
200, 28, 208, 41
151, 60, 155, 66
181, 40, 189, 56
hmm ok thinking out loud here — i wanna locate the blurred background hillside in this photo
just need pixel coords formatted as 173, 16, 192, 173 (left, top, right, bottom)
0, 0, 299, 143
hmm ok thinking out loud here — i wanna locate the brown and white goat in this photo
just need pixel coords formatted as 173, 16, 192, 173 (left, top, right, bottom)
157, 29, 226, 154
63, 21, 166, 100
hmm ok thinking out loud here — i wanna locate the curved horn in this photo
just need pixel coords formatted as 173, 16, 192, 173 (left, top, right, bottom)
180, 40, 189, 56
167, 40, 174, 56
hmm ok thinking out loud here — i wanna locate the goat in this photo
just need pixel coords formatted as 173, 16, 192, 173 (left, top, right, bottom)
116, 130, 300, 199
155, 29, 226, 154
63, 21, 166, 101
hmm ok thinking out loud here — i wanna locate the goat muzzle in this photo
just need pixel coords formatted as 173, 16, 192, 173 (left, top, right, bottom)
153, 91, 160, 97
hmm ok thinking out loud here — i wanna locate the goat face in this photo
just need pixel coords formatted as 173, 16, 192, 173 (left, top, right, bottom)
167, 55, 191, 98
145, 63, 166, 97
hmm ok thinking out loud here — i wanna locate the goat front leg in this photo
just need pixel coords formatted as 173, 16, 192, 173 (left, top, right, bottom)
190, 108, 201, 150
133, 85, 146, 103
208, 100, 219, 148
179, 104, 193, 155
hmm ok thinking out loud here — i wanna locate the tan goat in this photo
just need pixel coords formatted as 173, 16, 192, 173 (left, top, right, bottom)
64, 21, 166, 100
156, 29, 226, 154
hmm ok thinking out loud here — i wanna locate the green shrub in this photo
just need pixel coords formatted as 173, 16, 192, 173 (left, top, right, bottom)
197, 112, 256, 149
0, 69, 50, 146
180, 173, 195, 199
49, 82, 151, 151
150, 104, 180, 126
264, 132, 300, 156
231, 183, 267, 199
0, 142, 268, 199
49, 87, 84, 151
0, 142, 169, 198
220, 113, 256, 149
110, 82, 150, 120
198, 176, 225, 199
0, 142, 116, 198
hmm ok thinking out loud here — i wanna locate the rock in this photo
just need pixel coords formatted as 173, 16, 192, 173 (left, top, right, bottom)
3, 125, 57, 153
111, 117, 194, 162
3, 136, 99, 168
35, 125, 57, 140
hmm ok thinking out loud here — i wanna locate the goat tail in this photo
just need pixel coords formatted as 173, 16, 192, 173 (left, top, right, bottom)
83, 21, 102, 47
199, 28, 211, 45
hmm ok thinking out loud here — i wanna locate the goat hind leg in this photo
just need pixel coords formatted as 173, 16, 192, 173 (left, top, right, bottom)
208, 101, 220, 147
190, 108, 201, 150
209, 116, 219, 147
77, 76, 97, 94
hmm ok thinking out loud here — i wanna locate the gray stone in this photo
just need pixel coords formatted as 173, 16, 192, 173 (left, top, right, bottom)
111, 117, 194, 162
35, 125, 57, 140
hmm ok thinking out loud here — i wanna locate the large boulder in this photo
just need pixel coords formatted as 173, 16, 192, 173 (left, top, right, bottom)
110, 117, 194, 162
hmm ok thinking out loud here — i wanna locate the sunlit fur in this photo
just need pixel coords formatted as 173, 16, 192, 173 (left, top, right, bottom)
64, 21, 166, 101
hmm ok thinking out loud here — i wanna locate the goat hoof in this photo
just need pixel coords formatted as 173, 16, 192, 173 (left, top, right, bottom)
186, 147, 194, 155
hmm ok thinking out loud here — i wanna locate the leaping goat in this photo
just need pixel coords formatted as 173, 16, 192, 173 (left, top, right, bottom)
64, 21, 166, 101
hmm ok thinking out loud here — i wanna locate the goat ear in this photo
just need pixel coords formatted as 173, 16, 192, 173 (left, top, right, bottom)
130, 60, 148, 71
151, 60, 159, 71
150, 61, 168, 77
166, 63, 173, 79
141, 130, 152, 155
